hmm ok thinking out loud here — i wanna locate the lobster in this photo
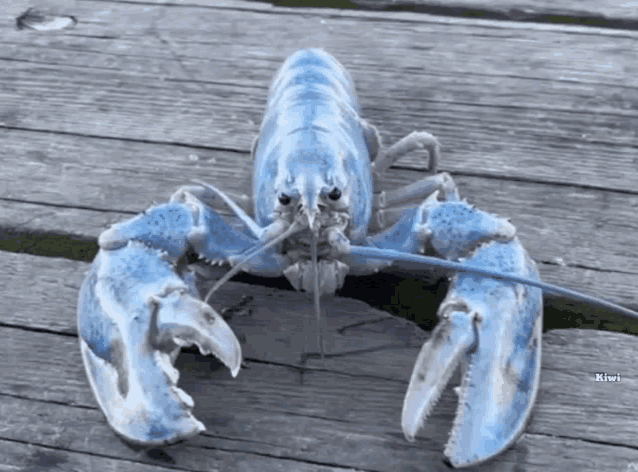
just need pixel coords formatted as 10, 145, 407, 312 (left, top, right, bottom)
77, 48, 638, 468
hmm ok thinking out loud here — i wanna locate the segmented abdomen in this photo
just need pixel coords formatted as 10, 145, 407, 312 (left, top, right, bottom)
253, 49, 373, 238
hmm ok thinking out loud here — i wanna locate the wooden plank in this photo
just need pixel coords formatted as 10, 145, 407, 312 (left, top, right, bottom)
1, 251, 638, 471
1, 1, 637, 313
2, 2, 637, 470
0, 440, 182, 472
1, 202, 636, 351
0, 437, 362, 472
2, 130, 638, 314
1, 2, 637, 192
72, 0, 638, 25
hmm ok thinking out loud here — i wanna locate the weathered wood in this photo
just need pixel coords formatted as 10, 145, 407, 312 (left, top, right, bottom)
1, 251, 637, 471
1, 1, 638, 469
79, 0, 638, 24
2, 1, 638, 313
1, 3, 638, 191
2, 1, 638, 314
2, 131, 638, 313
0, 439, 180, 472
0, 436, 363, 472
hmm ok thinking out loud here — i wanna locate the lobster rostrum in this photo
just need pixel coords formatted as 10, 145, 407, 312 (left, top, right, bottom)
77, 49, 638, 467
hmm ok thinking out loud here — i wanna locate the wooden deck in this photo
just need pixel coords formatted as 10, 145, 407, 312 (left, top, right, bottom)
1, 0, 638, 470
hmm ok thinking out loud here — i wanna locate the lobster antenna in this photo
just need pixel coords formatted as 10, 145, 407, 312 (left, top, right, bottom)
350, 245, 638, 320
311, 232, 325, 363
192, 179, 261, 238
203, 220, 303, 305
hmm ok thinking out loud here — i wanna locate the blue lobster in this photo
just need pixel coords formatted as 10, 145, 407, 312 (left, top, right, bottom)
77, 49, 638, 468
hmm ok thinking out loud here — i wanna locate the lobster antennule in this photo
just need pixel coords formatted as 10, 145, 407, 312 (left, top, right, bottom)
311, 232, 325, 362
349, 245, 638, 319
191, 179, 261, 238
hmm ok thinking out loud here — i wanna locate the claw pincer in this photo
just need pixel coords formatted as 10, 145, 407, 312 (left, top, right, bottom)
77, 201, 242, 445
401, 196, 543, 467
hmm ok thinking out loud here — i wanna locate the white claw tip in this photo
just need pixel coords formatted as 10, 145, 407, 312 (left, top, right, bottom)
402, 428, 416, 443
229, 359, 242, 378
195, 419, 206, 433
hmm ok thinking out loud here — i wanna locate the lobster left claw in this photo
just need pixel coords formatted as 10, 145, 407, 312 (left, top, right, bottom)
401, 199, 543, 468
78, 241, 242, 446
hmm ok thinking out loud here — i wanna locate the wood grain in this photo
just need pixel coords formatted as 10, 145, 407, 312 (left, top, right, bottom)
2, 129, 638, 312
2, 2, 637, 316
83, 0, 638, 24
1, 3, 638, 191
1, 251, 637, 471
1, 1, 637, 470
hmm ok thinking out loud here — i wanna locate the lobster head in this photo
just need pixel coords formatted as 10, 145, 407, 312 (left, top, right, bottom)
273, 147, 351, 235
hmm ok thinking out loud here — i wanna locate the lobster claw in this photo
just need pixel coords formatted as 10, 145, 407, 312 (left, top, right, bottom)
402, 240, 543, 468
78, 242, 242, 446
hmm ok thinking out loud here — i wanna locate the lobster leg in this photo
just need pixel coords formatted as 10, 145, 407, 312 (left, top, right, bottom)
371, 130, 441, 175
171, 184, 253, 218
372, 173, 458, 231
370, 132, 457, 232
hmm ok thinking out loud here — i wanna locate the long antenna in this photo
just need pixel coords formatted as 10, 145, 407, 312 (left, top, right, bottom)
311, 232, 325, 363
349, 245, 638, 320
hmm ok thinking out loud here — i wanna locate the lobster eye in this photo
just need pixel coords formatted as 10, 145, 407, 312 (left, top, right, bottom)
328, 187, 341, 201
278, 193, 291, 205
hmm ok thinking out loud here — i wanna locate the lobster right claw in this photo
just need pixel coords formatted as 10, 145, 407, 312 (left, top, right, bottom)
402, 239, 543, 468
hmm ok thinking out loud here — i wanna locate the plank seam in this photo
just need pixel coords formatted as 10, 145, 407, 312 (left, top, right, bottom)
4, 49, 638, 92
255, 0, 638, 32
0, 421, 377, 471
0, 392, 94, 410
413, 168, 638, 197
538, 260, 638, 277
0, 323, 411, 382
0, 437, 201, 472
0, 125, 249, 155
526, 432, 638, 451
87, 0, 638, 37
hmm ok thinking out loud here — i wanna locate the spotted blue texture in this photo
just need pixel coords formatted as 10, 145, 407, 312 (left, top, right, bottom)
444, 239, 542, 467
395, 195, 543, 468
101, 201, 265, 264
79, 245, 205, 445
77, 258, 122, 364
424, 201, 515, 260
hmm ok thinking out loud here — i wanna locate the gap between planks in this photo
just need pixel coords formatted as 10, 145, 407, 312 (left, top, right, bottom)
77, 0, 638, 33
1, 2, 638, 191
